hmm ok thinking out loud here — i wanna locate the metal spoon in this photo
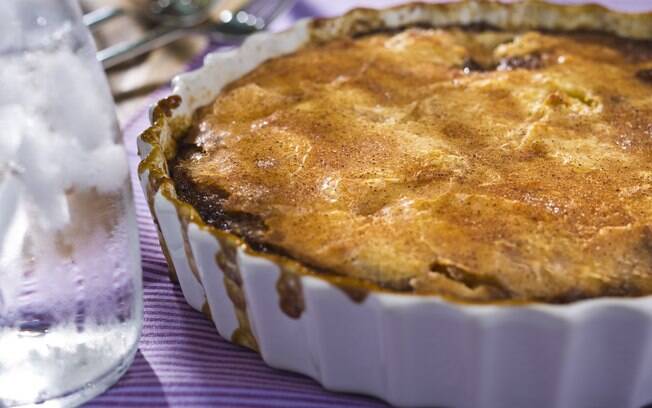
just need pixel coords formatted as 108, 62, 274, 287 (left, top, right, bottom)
96, 0, 293, 69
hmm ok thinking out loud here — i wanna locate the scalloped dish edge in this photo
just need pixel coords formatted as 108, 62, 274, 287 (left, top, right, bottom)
136, 2, 652, 407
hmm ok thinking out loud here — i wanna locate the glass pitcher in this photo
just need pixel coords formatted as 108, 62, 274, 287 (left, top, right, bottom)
0, 0, 142, 406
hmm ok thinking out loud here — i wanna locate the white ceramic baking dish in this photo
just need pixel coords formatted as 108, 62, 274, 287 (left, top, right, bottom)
137, 2, 652, 407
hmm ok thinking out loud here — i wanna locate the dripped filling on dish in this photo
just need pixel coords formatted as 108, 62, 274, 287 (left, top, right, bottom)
172, 27, 652, 303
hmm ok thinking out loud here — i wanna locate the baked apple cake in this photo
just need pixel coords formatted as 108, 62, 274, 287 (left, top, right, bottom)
170, 22, 652, 303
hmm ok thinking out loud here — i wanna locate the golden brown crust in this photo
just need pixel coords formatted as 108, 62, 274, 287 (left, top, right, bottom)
172, 26, 652, 303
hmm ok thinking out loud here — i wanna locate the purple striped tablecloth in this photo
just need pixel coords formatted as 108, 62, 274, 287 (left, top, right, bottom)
88, 1, 648, 406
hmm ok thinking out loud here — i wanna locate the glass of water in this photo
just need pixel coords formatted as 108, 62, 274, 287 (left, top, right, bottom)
0, 0, 142, 406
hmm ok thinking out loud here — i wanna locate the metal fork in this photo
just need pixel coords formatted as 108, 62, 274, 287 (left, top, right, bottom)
94, 0, 294, 69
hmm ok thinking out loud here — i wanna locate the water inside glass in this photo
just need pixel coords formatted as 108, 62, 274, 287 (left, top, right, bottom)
0, 1, 142, 405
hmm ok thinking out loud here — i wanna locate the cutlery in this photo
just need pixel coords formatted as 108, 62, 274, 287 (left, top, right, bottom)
92, 0, 294, 69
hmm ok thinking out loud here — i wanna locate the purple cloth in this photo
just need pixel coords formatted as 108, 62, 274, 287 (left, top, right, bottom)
88, 1, 648, 406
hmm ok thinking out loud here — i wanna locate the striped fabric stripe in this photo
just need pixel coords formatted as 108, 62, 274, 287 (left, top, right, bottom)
86, 4, 387, 406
